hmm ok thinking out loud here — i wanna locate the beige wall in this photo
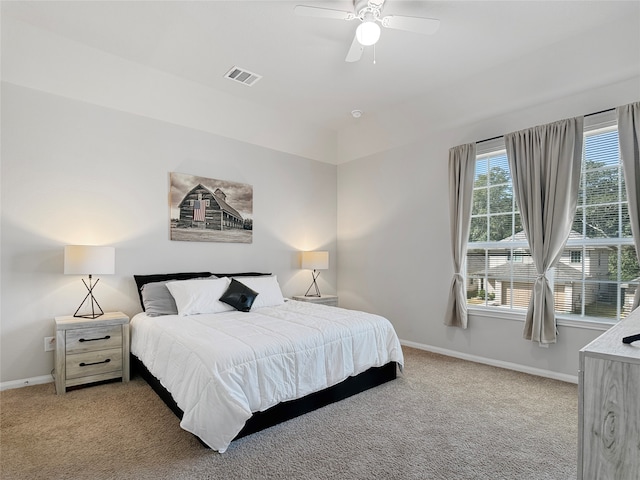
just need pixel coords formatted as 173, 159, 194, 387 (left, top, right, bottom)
337, 77, 640, 380
2, 9, 639, 386
0, 83, 337, 384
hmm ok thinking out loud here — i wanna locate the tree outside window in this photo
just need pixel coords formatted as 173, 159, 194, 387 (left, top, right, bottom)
467, 126, 639, 321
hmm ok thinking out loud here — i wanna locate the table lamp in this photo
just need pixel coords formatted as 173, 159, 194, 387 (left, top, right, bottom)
301, 251, 329, 297
64, 245, 115, 318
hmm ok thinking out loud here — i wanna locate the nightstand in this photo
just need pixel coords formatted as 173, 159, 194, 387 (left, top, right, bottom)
54, 311, 130, 395
292, 295, 339, 307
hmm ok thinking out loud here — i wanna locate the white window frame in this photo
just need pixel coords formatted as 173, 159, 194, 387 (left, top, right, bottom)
467, 110, 636, 328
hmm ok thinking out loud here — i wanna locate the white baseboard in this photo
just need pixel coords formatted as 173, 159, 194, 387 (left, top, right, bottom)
0, 375, 53, 391
400, 340, 578, 384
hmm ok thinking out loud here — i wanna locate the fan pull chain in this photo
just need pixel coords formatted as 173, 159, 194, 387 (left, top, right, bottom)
373, 43, 376, 64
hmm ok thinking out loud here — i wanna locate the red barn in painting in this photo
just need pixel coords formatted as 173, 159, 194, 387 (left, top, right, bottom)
177, 184, 244, 230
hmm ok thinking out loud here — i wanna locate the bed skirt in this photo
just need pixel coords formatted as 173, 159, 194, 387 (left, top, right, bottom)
130, 354, 398, 443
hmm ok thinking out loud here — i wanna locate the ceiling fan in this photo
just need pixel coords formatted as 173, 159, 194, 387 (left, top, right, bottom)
294, 0, 440, 62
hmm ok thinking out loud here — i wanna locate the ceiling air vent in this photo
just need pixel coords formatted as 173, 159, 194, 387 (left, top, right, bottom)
224, 66, 262, 87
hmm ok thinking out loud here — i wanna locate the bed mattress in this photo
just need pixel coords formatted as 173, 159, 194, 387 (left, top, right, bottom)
130, 299, 404, 452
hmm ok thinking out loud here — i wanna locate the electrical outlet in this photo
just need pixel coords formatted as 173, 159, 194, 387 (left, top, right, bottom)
44, 336, 55, 352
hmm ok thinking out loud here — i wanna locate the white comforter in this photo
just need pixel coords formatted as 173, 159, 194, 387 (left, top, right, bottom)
130, 299, 404, 452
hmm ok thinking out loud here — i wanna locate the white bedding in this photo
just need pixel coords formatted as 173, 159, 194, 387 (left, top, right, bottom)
130, 299, 404, 452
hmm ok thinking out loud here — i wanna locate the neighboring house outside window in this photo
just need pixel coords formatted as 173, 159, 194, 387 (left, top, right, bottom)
467, 115, 639, 322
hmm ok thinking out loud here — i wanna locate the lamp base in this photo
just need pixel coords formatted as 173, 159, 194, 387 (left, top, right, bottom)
73, 312, 104, 319
73, 275, 105, 319
304, 270, 322, 297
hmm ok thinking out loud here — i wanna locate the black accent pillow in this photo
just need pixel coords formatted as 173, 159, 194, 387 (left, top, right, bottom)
219, 278, 259, 312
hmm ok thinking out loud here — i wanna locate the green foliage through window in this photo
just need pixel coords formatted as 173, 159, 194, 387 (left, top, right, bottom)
467, 124, 638, 322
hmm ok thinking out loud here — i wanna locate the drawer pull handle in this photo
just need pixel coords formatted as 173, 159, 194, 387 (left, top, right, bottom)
623, 333, 640, 344
79, 335, 111, 343
79, 359, 111, 367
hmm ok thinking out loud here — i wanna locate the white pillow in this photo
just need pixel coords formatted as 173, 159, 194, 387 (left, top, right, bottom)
233, 275, 285, 309
166, 277, 233, 316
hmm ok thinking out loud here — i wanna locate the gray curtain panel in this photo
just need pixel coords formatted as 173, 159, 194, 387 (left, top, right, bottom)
505, 117, 584, 344
445, 143, 476, 329
617, 101, 640, 311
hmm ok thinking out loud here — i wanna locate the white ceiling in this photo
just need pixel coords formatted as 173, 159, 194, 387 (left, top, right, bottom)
2, 0, 639, 162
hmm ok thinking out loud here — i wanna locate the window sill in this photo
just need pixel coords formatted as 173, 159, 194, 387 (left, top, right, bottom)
467, 306, 614, 332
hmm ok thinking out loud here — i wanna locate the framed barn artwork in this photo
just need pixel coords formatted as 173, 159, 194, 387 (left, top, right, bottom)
170, 172, 253, 243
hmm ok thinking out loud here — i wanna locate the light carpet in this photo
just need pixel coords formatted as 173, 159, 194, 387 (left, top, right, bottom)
0, 347, 578, 479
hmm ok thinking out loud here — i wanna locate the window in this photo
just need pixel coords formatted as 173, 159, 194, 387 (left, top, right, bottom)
467, 147, 529, 310
467, 114, 639, 322
570, 251, 582, 264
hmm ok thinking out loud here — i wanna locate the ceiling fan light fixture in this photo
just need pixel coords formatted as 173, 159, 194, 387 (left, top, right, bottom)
355, 20, 380, 46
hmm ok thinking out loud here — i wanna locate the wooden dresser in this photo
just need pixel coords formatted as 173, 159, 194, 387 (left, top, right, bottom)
291, 295, 339, 307
578, 310, 640, 479
54, 312, 130, 394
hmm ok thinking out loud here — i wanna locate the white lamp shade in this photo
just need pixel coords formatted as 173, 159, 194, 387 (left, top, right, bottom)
301, 251, 329, 270
356, 21, 381, 46
64, 245, 115, 275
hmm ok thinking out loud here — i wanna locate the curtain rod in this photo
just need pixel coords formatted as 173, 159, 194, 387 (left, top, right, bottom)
476, 108, 616, 145
585, 107, 615, 117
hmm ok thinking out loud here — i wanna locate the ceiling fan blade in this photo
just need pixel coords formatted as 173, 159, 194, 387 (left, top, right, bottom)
381, 15, 440, 35
345, 33, 364, 62
294, 5, 353, 21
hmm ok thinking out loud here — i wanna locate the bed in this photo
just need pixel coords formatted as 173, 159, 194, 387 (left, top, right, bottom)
130, 272, 404, 452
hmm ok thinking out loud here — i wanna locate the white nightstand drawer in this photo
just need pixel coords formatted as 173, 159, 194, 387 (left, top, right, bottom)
66, 347, 123, 380
66, 325, 122, 354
